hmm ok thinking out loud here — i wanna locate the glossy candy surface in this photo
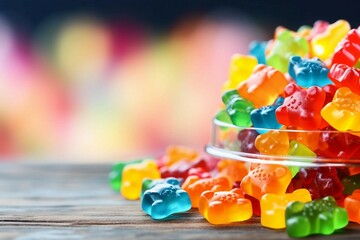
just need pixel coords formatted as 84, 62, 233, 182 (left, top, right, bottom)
240, 164, 292, 200
249, 41, 267, 64
276, 83, 327, 130
288, 56, 331, 87
331, 28, 360, 67
321, 87, 360, 133
328, 64, 360, 95
261, 189, 311, 229
108, 159, 144, 191
222, 90, 254, 127
344, 189, 360, 224
223, 54, 258, 91
266, 28, 309, 73
285, 196, 348, 237
254, 129, 289, 156
199, 188, 252, 225
237, 64, 288, 108
182, 176, 232, 208
121, 159, 161, 200
250, 97, 283, 134
142, 182, 191, 219
141, 177, 181, 198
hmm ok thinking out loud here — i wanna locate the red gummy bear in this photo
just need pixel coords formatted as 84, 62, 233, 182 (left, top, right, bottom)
331, 29, 360, 67
316, 126, 360, 159
275, 83, 327, 130
329, 64, 360, 95
237, 129, 259, 154
160, 157, 209, 180
287, 167, 344, 205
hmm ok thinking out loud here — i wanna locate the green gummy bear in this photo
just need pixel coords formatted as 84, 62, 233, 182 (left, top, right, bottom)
341, 173, 360, 195
288, 140, 316, 177
266, 29, 309, 73
222, 90, 254, 127
108, 159, 145, 191
285, 196, 348, 238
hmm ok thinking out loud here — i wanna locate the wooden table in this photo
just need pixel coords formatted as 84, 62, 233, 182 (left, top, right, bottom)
1, 163, 360, 240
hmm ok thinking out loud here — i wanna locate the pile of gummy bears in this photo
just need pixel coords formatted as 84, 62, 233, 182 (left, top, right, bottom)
109, 19, 360, 238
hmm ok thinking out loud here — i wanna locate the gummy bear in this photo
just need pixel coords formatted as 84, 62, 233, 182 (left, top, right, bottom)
160, 157, 209, 180
261, 189, 311, 229
237, 128, 259, 154
141, 177, 181, 198
249, 41, 267, 64
316, 126, 360, 159
142, 181, 191, 220
223, 54, 258, 91
328, 64, 360, 96
240, 164, 292, 200
121, 159, 161, 200
214, 109, 232, 126
287, 167, 344, 204
321, 87, 360, 133
182, 176, 232, 208
237, 64, 288, 108
288, 56, 332, 88
344, 189, 360, 224
217, 159, 248, 185
331, 28, 360, 67
285, 196, 348, 237
198, 188, 252, 225
341, 173, 360, 195
266, 28, 309, 73
160, 145, 199, 167
288, 140, 317, 177
222, 89, 254, 127
254, 130, 289, 156
250, 97, 284, 134
308, 20, 329, 41
275, 83, 327, 130
108, 158, 144, 191
311, 19, 350, 61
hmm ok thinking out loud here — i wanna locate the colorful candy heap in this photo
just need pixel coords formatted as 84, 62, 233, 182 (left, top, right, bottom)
110, 20, 360, 238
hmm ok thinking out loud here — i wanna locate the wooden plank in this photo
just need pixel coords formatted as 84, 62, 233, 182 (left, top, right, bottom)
0, 163, 359, 239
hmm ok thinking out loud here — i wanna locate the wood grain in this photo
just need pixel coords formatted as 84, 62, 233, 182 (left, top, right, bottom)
0, 163, 359, 240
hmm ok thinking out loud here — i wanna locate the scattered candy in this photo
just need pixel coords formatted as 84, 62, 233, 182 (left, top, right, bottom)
199, 188, 252, 224
285, 196, 348, 237
261, 188, 311, 229
121, 159, 161, 200
142, 180, 191, 220
110, 19, 360, 238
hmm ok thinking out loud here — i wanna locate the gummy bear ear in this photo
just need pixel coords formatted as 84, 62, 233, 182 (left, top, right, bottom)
290, 56, 302, 65
306, 86, 322, 100
284, 83, 301, 96
166, 177, 180, 186
274, 166, 287, 178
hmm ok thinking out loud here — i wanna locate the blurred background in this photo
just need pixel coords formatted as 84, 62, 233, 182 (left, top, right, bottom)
0, 0, 359, 162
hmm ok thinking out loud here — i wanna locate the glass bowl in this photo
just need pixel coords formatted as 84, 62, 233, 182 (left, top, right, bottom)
205, 118, 360, 167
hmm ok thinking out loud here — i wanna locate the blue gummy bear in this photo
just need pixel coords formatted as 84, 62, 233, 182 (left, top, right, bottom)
141, 177, 181, 198
249, 41, 267, 64
250, 97, 283, 134
288, 56, 332, 88
142, 182, 191, 220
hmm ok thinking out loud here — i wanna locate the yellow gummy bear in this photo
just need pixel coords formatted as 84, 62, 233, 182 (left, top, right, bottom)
121, 159, 160, 200
321, 87, 360, 135
261, 189, 312, 229
311, 20, 350, 61
222, 54, 258, 92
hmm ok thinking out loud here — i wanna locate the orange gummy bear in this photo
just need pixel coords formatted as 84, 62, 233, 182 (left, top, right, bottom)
237, 64, 289, 108
162, 145, 199, 167
240, 164, 292, 200
255, 130, 289, 155
217, 159, 249, 185
344, 189, 360, 224
199, 188, 253, 225
182, 176, 232, 208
